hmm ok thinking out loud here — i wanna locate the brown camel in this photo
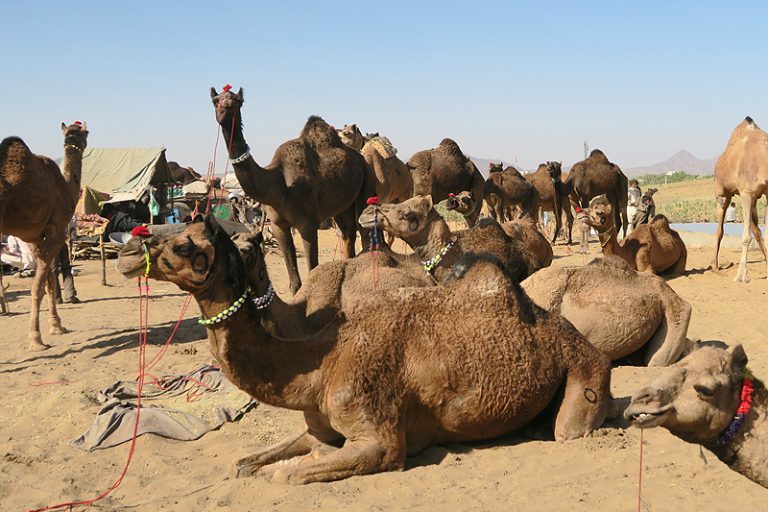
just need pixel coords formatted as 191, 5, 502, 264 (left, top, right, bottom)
625, 342, 768, 488
522, 257, 691, 365
210, 87, 374, 294
407, 138, 485, 227
117, 218, 612, 483
0, 122, 88, 350
565, 149, 629, 248
525, 161, 574, 244
711, 116, 768, 282
339, 124, 413, 204
582, 198, 687, 275
359, 195, 534, 282
167, 161, 202, 185
484, 162, 538, 222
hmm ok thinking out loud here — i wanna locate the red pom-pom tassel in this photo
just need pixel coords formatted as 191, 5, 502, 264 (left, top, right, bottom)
575, 206, 583, 213
222, 84, 232, 93
366, 196, 379, 206
131, 226, 151, 238
448, 193, 455, 198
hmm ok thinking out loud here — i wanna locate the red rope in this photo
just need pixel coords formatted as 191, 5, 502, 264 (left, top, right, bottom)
637, 428, 644, 512
142, 293, 193, 373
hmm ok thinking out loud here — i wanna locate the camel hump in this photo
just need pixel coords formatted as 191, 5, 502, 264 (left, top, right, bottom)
588, 149, 609, 162
650, 214, 670, 227
0, 136, 30, 169
436, 138, 464, 157
300, 115, 343, 148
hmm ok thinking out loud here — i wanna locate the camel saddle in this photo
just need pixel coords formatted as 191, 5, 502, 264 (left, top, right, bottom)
362, 136, 398, 159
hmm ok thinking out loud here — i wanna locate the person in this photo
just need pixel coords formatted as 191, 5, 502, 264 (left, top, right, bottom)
627, 180, 642, 232
1, 235, 36, 277
725, 202, 737, 223
632, 188, 657, 229
101, 201, 147, 242
55, 215, 79, 304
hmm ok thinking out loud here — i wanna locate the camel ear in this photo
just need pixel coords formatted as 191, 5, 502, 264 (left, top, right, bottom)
423, 195, 434, 210
236, 88, 244, 102
604, 203, 613, 214
61, 122, 67, 133
729, 344, 749, 373
210, 87, 219, 100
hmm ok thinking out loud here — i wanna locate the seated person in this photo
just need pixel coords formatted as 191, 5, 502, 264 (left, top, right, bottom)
101, 201, 147, 242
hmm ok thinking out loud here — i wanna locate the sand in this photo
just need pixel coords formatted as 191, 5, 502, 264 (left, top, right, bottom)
1, 229, 767, 512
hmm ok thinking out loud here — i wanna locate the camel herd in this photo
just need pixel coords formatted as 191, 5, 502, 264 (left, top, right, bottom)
1, 86, 768, 489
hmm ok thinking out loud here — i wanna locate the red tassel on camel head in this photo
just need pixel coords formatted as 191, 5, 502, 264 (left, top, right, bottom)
448, 193, 455, 198
366, 196, 379, 206
131, 225, 151, 238
575, 206, 583, 214
222, 84, 232, 93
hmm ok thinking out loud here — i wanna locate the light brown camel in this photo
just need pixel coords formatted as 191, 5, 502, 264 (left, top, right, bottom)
117, 218, 612, 483
565, 149, 629, 247
407, 138, 485, 227
522, 257, 691, 365
359, 195, 534, 282
339, 124, 413, 204
711, 116, 768, 282
443, 192, 552, 273
210, 87, 375, 294
625, 342, 768, 488
581, 197, 687, 276
0, 122, 88, 350
525, 161, 574, 244
484, 162, 538, 222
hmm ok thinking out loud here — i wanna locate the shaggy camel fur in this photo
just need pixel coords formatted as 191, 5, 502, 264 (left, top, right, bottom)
625, 343, 768, 488
711, 116, 768, 282
359, 195, 533, 282
211, 87, 374, 294
0, 122, 88, 350
407, 138, 485, 227
565, 149, 629, 246
525, 162, 573, 244
485, 163, 538, 222
118, 218, 612, 484
443, 193, 552, 273
522, 257, 691, 365
582, 198, 687, 276
339, 124, 413, 204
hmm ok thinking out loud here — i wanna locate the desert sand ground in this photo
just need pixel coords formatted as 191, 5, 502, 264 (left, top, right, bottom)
1, 227, 767, 512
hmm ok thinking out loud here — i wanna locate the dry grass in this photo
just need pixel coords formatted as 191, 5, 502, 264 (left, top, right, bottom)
651, 177, 767, 223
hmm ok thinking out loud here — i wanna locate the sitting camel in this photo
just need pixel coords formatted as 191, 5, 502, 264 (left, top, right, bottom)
407, 138, 485, 227
625, 342, 768, 488
0, 122, 89, 350
521, 257, 691, 366
358, 195, 534, 282
338, 124, 413, 205
581, 197, 687, 276
117, 218, 612, 483
484, 162, 538, 222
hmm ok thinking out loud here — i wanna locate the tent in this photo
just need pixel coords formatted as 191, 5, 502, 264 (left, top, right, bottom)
79, 147, 173, 214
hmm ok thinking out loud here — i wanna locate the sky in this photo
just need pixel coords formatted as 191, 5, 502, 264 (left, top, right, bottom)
2, 1, 767, 173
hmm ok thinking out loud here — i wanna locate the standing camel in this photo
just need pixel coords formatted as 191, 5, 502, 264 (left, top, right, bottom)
0, 122, 88, 350
485, 162, 538, 222
211, 87, 374, 294
407, 138, 485, 227
525, 161, 573, 244
711, 116, 768, 283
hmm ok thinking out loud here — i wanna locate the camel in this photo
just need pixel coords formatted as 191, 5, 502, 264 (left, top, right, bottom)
117, 217, 612, 483
522, 257, 691, 365
0, 122, 88, 350
407, 138, 485, 227
484, 162, 538, 222
359, 195, 534, 282
581, 197, 687, 276
167, 161, 202, 185
210, 87, 374, 294
444, 193, 552, 273
625, 342, 768, 488
339, 124, 413, 204
525, 161, 574, 244
565, 149, 629, 248
711, 116, 768, 282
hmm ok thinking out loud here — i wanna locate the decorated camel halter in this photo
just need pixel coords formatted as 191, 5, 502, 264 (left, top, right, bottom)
230, 149, 251, 165
423, 239, 457, 274
717, 368, 755, 446
251, 282, 275, 310
64, 120, 86, 152
597, 226, 614, 248
198, 287, 251, 326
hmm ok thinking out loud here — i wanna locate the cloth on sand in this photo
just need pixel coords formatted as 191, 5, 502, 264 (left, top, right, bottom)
71, 365, 257, 451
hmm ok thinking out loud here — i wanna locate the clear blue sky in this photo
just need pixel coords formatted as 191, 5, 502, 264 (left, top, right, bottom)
2, 1, 766, 173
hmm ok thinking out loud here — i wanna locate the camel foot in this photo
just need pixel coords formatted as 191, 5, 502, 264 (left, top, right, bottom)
234, 456, 269, 478
49, 325, 69, 335
733, 273, 750, 284
28, 340, 51, 352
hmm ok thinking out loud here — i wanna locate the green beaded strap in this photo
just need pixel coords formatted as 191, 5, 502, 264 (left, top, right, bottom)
198, 287, 251, 326
422, 239, 457, 274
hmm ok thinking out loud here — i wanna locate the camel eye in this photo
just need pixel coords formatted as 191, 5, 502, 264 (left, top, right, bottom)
173, 242, 196, 258
694, 383, 716, 398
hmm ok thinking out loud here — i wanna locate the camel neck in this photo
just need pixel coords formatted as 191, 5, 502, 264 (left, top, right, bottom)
709, 384, 768, 487
193, 282, 335, 412
219, 117, 284, 206
247, 268, 313, 338
597, 226, 620, 256
413, 213, 453, 264
61, 145, 84, 202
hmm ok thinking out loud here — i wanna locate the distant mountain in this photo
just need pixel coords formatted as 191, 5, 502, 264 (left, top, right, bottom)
625, 150, 716, 177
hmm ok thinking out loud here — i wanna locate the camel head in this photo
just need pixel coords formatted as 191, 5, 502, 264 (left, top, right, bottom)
581, 196, 614, 233
231, 231, 268, 282
358, 195, 439, 244
445, 191, 476, 216
210, 86, 244, 127
543, 161, 563, 182
116, 217, 247, 295
61, 121, 89, 151
338, 124, 364, 150
624, 343, 750, 445
488, 162, 503, 174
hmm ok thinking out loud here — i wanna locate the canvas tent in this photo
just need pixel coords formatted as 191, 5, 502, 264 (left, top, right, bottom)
79, 147, 173, 214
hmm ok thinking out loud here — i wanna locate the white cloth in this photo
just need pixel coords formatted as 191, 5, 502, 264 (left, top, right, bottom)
1, 236, 36, 271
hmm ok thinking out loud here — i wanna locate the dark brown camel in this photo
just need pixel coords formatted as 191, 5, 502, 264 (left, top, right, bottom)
565, 149, 629, 248
0, 122, 88, 350
167, 161, 202, 185
525, 161, 573, 244
211, 87, 375, 294
485, 162, 538, 222
407, 138, 485, 227
117, 218, 612, 483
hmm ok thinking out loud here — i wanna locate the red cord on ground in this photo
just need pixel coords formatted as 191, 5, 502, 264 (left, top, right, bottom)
637, 428, 644, 512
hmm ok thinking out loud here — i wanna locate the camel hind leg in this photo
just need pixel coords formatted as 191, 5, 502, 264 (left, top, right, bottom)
710, 192, 732, 270
749, 205, 767, 261
734, 194, 755, 283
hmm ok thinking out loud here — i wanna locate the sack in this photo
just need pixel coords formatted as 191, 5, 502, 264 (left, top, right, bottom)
363, 136, 397, 159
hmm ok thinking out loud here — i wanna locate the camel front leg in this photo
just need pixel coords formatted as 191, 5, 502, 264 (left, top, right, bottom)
734, 195, 754, 283
333, 208, 358, 258
46, 262, 67, 335
272, 224, 302, 294
28, 257, 52, 351
298, 225, 319, 271
645, 300, 692, 367
235, 430, 329, 478
710, 193, 731, 270
749, 206, 767, 262
554, 354, 611, 441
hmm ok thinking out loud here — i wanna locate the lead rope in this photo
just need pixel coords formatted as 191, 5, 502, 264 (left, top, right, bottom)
637, 428, 644, 512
